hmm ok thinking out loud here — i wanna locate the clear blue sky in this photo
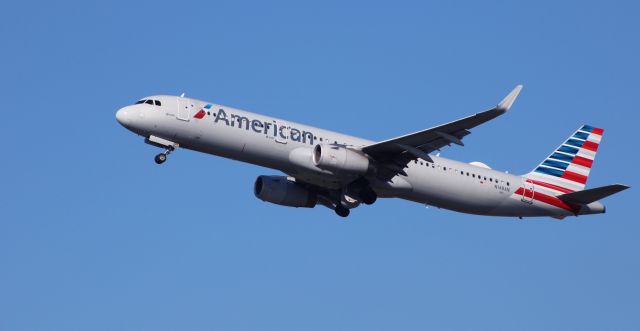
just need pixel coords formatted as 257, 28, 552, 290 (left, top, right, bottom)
1, 1, 638, 330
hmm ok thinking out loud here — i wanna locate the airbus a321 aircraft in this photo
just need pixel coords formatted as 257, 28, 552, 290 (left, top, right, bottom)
116, 86, 629, 218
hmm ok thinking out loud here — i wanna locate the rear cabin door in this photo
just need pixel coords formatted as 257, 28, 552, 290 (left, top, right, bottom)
521, 179, 535, 204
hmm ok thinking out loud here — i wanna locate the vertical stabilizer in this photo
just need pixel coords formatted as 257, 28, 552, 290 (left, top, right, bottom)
525, 125, 604, 193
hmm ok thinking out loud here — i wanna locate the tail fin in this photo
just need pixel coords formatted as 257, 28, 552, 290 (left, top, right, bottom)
525, 125, 604, 192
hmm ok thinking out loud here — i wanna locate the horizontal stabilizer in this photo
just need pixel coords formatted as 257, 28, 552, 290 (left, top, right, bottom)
557, 184, 630, 205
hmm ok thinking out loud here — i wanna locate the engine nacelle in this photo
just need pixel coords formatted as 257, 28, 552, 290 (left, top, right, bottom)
254, 176, 317, 208
312, 144, 370, 175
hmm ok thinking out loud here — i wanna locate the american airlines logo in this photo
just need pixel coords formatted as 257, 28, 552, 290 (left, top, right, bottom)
195, 104, 317, 145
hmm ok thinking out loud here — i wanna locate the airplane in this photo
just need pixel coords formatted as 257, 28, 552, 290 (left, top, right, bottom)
115, 86, 629, 219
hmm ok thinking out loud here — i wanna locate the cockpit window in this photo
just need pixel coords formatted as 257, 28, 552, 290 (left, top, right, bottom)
135, 99, 161, 106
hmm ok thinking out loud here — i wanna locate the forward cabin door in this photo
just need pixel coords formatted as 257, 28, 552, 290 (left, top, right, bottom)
177, 97, 191, 121
521, 179, 535, 204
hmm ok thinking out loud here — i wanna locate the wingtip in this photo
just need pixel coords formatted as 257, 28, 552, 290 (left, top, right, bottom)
497, 84, 523, 111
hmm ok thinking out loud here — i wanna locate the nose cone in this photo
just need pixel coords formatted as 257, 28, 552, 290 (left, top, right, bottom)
116, 107, 130, 126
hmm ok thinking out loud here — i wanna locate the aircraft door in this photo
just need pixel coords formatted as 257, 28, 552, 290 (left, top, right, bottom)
274, 120, 289, 144
521, 179, 535, 204
177, 97, 191, 121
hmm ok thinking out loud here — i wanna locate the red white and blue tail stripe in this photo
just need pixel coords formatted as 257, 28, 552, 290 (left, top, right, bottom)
525, 125, 603, 193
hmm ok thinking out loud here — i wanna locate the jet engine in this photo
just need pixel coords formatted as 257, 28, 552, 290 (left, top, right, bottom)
254, 176, 317, 208
312, 144, 371, 175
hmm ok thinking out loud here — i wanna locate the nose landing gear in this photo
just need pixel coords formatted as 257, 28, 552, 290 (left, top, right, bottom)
154, 146, 174, 165
154, 153, 167, 164
145, 136, 178, 165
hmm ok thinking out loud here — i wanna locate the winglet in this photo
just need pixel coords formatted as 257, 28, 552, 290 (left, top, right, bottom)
497, 85, 523, 111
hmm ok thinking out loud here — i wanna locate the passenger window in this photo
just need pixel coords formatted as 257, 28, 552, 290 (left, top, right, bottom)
507, 182, 510, 186
155, 100, 161, 106
443, 167, 447, 171
466, 172, 469, 176
472, 174, 475, 178
420, 161, 423, 165
145, 100, 153, 105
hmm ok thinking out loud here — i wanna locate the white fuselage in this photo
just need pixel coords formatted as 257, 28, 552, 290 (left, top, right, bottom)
116, 95, 605, 219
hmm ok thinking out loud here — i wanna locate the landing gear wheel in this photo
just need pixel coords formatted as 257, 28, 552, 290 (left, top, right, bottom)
361, 188, 377, 205
335, 205, 350, 218
154, 153, 167, 164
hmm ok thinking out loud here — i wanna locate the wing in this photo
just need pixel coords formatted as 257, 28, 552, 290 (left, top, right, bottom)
361, 85, 523, 178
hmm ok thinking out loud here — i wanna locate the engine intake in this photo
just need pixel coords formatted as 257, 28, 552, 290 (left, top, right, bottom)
312, 144, 370, 175
254, 176, 317, 208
